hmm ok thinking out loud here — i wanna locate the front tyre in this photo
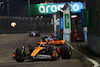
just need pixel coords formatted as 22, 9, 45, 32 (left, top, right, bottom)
15, 48, 25, 62
48, 45, 59, 60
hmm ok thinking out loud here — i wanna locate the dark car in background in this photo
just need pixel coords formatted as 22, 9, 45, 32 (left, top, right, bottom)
29, 31, 40, 37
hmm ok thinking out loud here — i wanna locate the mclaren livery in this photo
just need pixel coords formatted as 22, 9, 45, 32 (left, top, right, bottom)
42, 35, 65, 45
13, 41, 72, 62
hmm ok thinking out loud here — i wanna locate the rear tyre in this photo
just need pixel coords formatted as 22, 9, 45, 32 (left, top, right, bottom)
29, 34, 33, 37
60, 45, 71, 59
15, 48, 25, 62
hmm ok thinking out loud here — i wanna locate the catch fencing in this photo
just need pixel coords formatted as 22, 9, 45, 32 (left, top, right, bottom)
0, 16, 53, 34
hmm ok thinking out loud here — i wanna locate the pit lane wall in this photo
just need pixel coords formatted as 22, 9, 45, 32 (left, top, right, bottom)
88, 34, 100, 55
86, 0, 100, 55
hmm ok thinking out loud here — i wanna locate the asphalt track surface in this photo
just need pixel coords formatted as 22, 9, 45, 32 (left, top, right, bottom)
0, 33, 93, 67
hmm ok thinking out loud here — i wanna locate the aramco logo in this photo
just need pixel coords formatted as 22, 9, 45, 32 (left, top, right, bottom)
39, 4, 64, 13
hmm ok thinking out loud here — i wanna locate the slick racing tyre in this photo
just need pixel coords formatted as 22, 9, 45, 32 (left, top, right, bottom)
48, 45, 59, 60
15, 48, 25, 62
48, 45, 55, 53
60, 45, 71, 59
29, 34, 33, 37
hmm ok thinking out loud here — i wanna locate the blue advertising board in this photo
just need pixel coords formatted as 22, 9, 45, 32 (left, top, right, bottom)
84, 31, 87, 43
60, 17, 63, 30
69, 2, 83, 13
81, 9, 84, 27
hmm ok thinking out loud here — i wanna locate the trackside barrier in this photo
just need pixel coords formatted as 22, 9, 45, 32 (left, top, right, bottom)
0, 16, 52, 34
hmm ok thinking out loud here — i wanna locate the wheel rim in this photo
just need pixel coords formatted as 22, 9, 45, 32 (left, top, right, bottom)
69, 47, 72, 55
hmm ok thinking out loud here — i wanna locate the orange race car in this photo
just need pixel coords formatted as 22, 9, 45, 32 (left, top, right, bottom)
13, 42, 72, 62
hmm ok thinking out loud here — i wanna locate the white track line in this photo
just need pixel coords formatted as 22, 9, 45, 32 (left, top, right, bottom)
67, 43, 100, 67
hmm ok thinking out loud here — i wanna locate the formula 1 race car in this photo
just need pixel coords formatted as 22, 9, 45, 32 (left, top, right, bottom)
13, 43, 72, 62
29, 31, 40, 37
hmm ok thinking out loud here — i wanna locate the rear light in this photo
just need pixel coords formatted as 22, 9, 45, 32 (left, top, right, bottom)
13, 53, 16, 57
13, 53, 16, 59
